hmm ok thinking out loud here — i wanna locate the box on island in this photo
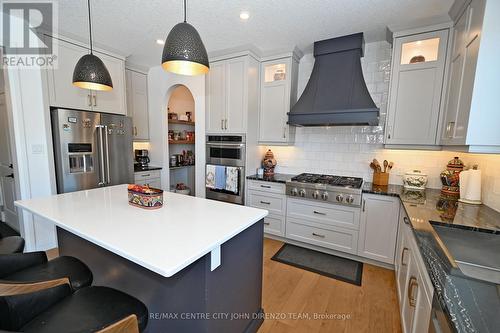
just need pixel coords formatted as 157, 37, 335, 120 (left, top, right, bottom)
127, 184, 163, 209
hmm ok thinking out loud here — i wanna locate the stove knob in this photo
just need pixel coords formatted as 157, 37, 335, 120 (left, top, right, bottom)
346, 195, 354, 204
312, 190, 320, 199
336, 194, 344, 202
290, 188, 298, 196
299, 189, 306, 197
321, 192, 329, 200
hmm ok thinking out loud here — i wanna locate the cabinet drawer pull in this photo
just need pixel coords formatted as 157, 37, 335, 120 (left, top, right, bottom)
141, 174, 151, 177
403, 217, 410, 225
260, 185, 271, 188
224, 119, 228, 130
401, 247, 409, 266
263, 222, 270, 226
362, 199, 366, 212
93, 94, 97, 107
313, 210, 326, 215
260, 201, 271, 205
312, 232, 325, 238
221, 119, 224, 130
88, 94, 92, 106
407, 276, 418, 307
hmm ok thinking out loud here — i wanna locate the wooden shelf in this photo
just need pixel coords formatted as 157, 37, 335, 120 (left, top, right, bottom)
169, 164, 195, 170
168, 119, 195, 126
169, 140, 195, 144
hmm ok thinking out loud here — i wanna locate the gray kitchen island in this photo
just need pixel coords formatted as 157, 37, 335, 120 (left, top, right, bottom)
16, 184, 268, 333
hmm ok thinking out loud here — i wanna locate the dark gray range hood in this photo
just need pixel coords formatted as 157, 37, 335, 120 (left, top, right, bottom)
288, 33, 379, 126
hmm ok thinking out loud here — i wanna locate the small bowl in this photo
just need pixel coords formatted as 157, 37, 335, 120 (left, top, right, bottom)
128, 185, 163, 209
176, 188, 191, 195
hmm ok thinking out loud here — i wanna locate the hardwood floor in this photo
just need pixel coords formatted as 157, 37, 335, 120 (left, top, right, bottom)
259, 238, 402, 333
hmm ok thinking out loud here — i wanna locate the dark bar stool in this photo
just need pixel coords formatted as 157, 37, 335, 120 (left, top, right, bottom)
0, 252, 92, 291
0, 282, 148, 332
0, 233, 24, 254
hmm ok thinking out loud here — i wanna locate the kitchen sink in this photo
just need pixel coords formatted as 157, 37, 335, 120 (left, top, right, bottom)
431, 222, 500, 284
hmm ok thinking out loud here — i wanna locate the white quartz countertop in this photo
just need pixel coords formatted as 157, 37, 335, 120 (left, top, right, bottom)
15, 185, 268, 277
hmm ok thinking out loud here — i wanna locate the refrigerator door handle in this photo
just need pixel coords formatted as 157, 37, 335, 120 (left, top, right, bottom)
104, 125, 111, 184
97, 125, 106, 186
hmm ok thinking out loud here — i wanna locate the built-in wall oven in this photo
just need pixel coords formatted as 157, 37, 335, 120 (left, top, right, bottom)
206, 135, 245, 205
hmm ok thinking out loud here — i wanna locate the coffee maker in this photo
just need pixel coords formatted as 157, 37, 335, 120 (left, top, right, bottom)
135, 149, 150, 168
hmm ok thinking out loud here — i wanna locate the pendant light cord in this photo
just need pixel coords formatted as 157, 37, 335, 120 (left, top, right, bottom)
87, 0, 93, 54
183, 0, 187, 22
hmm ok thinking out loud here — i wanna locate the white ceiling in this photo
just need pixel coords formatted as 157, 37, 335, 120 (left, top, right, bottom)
56, 0, 453, 68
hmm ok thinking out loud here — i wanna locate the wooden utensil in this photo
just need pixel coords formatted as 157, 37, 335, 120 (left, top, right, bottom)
383, 160, 388, 173
372, 159, 381, 172
370, 162, 377, 171
388, 162, 394, 172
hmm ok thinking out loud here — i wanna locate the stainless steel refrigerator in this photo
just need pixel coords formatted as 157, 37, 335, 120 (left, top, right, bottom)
51, 108, 134, 194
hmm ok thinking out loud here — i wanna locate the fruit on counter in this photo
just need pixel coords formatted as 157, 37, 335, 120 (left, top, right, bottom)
175, 183, 187, 190
127, 184, 159, 194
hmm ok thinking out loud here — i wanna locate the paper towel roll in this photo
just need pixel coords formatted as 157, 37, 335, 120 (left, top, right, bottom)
459, 169, 482, 204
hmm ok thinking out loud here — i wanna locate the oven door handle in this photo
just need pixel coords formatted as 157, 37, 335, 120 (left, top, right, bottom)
206, 142, 244, 147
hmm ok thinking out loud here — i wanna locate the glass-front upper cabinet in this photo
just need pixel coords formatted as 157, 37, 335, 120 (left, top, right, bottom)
264, 63, 287, 83
400, 37, 441, 65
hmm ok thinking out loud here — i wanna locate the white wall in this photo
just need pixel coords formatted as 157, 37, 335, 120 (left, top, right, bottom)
264, 41, 500, 212
147, 66, 206, 197
3, 15, 57, 249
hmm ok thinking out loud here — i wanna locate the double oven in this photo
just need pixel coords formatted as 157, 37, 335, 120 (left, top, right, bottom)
205, 135, 246, 205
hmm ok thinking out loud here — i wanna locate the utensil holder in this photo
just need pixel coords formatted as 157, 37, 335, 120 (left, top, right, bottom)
373, 172, 389, 186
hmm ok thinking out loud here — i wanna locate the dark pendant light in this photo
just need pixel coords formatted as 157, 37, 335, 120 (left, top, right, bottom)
72, 0, 113, 91
161, 0, 209, 76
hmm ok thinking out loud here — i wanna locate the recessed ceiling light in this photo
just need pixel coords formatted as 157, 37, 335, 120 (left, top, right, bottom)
240, 11, 250, 20
156, 39, 165, 45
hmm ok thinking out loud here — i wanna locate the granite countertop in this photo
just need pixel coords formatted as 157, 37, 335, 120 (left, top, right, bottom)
246, 173, 295, 184
134, 165, 163, 172
363, 182, 500, 332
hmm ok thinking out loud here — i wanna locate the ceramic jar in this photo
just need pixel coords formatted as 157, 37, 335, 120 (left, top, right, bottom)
262, 150, 277, 176
440, 157, 464, 199
402, 170, 428, 190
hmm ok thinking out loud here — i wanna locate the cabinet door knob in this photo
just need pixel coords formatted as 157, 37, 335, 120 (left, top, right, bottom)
401, 247, 409, 266
407, 276, 418, 307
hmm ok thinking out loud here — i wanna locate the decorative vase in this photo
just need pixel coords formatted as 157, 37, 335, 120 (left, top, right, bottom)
262, 149, 277, 176
440, 157, 464, 199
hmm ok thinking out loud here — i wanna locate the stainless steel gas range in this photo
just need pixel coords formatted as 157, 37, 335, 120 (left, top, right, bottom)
286, 173, 363, 206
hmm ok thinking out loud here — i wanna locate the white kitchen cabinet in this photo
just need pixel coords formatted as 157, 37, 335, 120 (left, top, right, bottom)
206, 53, 259, 134
225, 57, 246, 133
206, 62, 226, 132
395, 208, 434, 333
46, 37, 127, 115
358, 194, 400, 264
46, 38, 93, 110
126, 69, 149, 140
134, 170, 161, 189
386, 28, 450, 146
246, 180, 286, 237
91, 52, 127, 114
440, 0, 500, 152
258, 52, 300, 145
